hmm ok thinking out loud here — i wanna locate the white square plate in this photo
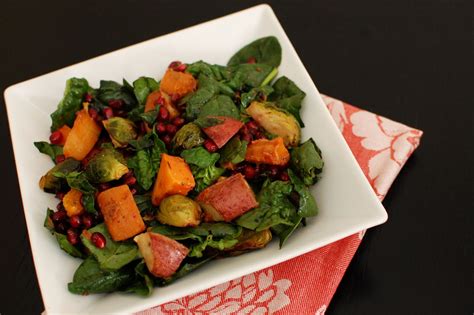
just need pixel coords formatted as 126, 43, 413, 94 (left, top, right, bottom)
4, 4, 387, 314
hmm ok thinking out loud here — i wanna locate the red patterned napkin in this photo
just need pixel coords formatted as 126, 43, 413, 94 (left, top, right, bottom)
138, 95, 423, 315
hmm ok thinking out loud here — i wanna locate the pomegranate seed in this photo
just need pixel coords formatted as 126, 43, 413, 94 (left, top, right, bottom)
82, 213, 93, 229
55, 154, 66, 164
158, 106, 169, 121
172, 117, 185, 127
130, 188, 137, 195
108, 99, 123, 109
69, 215, 82, 228
247, 56, 257, 64
156, 122, 167, 134
168, 61, 182, 70
162, 134, 172, 146
203, 139, 218, 153
246, 120, 259, 131
244, 165, 256, 179
165, 124, 178, 135
114, 109, 126, 117
98, 183, 111, 191
170, 93, 180, 103
89, 107, 99, 121
123, 176, 137, 186
49, 131, 62, 145
84, 93, 93, 103
55, 192, 65, 200
55, 222, 68, 234
56, 202, 65, 211
103, 107, 114, 119
176, 63, 187, 72
268, 166, 279, 178
156, 96, 165, 106
52, 210, 67, 223
91, 232, 106, 249
279, 171, 290, 181
67, 228, 79, 245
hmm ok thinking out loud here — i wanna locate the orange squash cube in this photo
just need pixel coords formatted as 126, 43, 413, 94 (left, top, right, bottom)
151, 154, 195, 206
160, 69, 197, 99
63, 189, 84, 217
63, 107, 101, 160
245, 137, 290, 166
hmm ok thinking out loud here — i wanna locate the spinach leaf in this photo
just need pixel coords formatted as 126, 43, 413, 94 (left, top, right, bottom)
139, 107, 159, 125
50, 78, 89, 131
181, 147, 224, 192
96, 80, 137, 110
288, 169, 318, 217
290, 138, 324, 186
271, 215, 302, 248
68, 257, 135, 294
268, 76, 306, 126
160, 256, 215, 285
198, 95, 240, 120
186, 61, 227, 81
134, 194, 155, 213
127, 131, 167, 190
219, 137, 248, 165
224, 64, 277, 90
44, 208, 54, 232
150, 224, 203, 242
236, 180, 296, 231
55, 232, 84, 258
240, 85, 274, 109
81, 224, 139, 271
124, 261, 154, 296
52, 171, 97, 193
39, 158, 81, 193
133, 76, 159, 105
34, 141, 63, 162
227, 36, 282, 67
188, 222, 242, 239
189, 234, 238, 258
181, 147, 220, 169
81, 193, 97, 214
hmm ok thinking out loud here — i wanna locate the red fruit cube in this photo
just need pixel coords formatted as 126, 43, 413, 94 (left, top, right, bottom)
202, 116, 244, 148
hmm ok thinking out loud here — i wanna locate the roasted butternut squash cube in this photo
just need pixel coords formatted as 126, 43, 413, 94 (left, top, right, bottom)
160, 69, 197, 99
152, 154, 195, 206
63, 189, 84, 217
245, 137, 290, 166
196, 173, 258, 222
63, 107, 101, 160
202, 116, 244, 148
134, 232, 189, 278
97, 185, 145, 241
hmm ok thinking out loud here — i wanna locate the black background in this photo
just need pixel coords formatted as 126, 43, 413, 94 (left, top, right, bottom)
0, 1, 472, 314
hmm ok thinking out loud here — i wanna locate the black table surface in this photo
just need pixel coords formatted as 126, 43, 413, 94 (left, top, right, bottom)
1, 1, 472, 314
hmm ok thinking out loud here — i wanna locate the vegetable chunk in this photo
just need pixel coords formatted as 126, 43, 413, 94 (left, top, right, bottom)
245, 137, 290, 166
134, 232, 189, 278
97, 185, 146, 241
160, 69, 197, 99
145, 90, 179, 120
202, 116, 244, 148
56, 125, 71, 145
196, 173, 258, 222
151, 154, 195, 206
63, 189, 84, 217
63, 107, 101, 160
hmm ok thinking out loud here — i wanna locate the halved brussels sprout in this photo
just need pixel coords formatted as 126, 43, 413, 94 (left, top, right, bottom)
225, 228, 272, 256
39, 158, 81, 193
171, 123, 204, 152
157, 195, 202, 227
246, 101, 301, 146
85, 148, 129, 183
103, 117, 138, 148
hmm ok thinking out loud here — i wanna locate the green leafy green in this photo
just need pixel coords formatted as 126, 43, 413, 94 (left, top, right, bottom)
139, 107, 159, 125
271, 215, 302, 248
288, 169, 318, 217
50, 78, 89, 131
81, 193, 97, 214
150, 224, 203, 242
34, 142, 63, 162
186, 61, 227, 81
227, 36, 282, 67
124, 261, 154, 296
189, 234, 238, 258
133, 77, 159, 105
55, 232, 84, 258
39, 158, 81, 193
81, 224, 139, 271
68, 257, 135, 294
85, 147, 129, 183
240, 85, 274, 109
236, 180, 296, 231
127, 131, 167, 190
134, 194, 155, 213
44, 208, 55, 232
197, 95, 240, 120
52, 171, 96, 193
219, 137, 248, 165
181, 147, 224, 192
96, 80, 137, 110
188, 222, 242, 239
268, 76, 306, 126
224, 63, 276, 90
290, 138, 324, 186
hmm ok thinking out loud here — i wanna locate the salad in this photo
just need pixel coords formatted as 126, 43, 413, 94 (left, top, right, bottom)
35, 37, 324, 296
